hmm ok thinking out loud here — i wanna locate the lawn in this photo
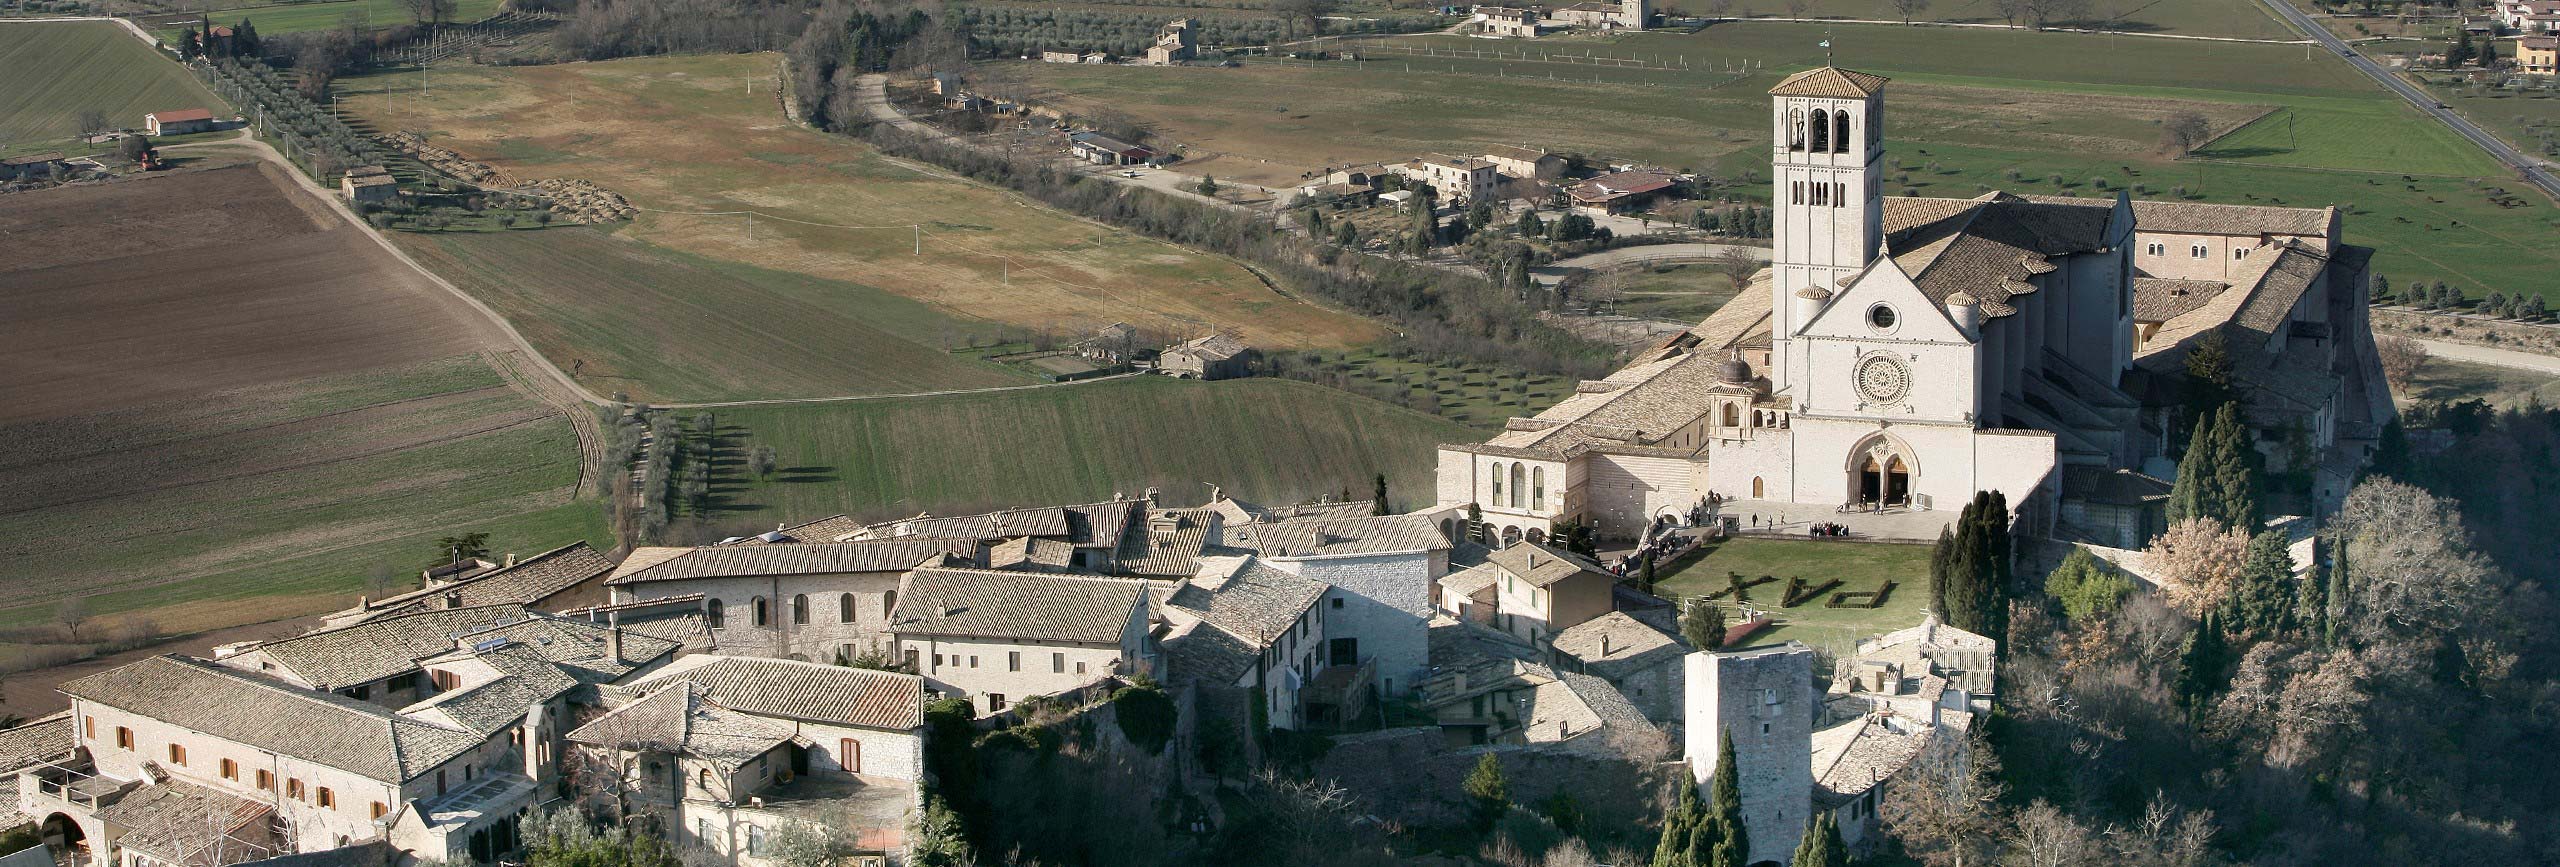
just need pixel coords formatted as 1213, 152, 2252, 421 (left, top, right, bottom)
672, 376, 1475, 538
2399, 357, 2560, 409
0, 20, 227, 147
339, 54, 1384, 374
400, 227, 1038, 403
148, 0, 502, 37
1605, 263, 1744, 323
1653, 537, 1936, 654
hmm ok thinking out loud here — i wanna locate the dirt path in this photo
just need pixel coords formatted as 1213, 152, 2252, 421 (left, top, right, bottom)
2412, 338, 2560, 377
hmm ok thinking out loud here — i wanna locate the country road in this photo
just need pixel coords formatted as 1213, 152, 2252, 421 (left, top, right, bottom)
1532, 242, 1768, 286
2412, 338, 2560, 377
2259, 0, 2560, 201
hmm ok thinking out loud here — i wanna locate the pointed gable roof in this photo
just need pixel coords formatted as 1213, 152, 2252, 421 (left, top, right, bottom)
1767, 66, 1889, 98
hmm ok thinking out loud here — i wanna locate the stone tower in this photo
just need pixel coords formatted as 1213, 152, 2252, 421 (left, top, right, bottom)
1619, 0, 1650, 30
1684, 642, 1814, 867
1766, 66, 1888, 393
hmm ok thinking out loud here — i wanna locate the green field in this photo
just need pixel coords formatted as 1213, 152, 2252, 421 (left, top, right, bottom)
676, 376, 1473, 533
0, 355, 609, 633
1306, 349, 1582, 429
401, 227, 1038, 403
1654, 537, 1934, 653
1755, 0, 2297, 38
1019, 20, 2557, 303
0, 20, 227, 147
149, 0, 502, 37
1606, 263, 1744, 322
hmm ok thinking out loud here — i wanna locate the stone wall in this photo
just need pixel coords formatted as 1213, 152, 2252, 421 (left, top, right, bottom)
1311, 727, 1671, 833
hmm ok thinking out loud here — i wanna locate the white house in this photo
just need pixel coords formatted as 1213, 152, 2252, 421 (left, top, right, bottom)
887, 567, 1157, 716
1228, 515, 1450, 697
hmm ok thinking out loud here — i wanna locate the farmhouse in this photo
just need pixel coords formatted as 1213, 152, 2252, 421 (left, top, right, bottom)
1394, 154, 1500, 205
1158, 332, 1256, 379
2498, 0, 2560, 32
1146, 18, 1198, 64
1481, 144, 1565, 180
1435, 66, 2393, 545
341, 166, 397, 203
2516, 35, 2559, 72
1068, 131, 1157, 165
142, 108, 214, 136
887, 567, 1157, 716
1474, 6, 1544, 37
1566, 169, 1681, 216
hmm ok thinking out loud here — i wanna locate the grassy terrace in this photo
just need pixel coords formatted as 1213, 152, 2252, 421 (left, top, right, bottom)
1653, 537, 1934, 654
146, 0, 503, 37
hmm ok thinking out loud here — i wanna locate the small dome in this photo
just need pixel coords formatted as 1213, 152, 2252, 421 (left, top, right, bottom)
1719, 353, 1754, 385
1794, 286, 1833, 300
1947, 291, 1980, 307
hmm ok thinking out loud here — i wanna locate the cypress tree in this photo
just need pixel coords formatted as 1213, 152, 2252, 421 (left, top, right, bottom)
2301, 538, 2333, 645
2229, 530, 2296, 636
1463, 753, 1510, 831
1372, 473, 1389, 516
2182, 330, 2235, 445
2166, 411, 2216, 525
2173, 610, 2229, 719
1708, 728, 1749, 867
1655, 780, 1703, 867
1790, 812, 1848, 867
2205, 403, 2262, 531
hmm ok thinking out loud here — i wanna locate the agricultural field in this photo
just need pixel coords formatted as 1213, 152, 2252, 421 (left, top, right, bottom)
1756, 0, 2297, 39
402, 228, 1037, 403
143, 0, 500, 37
0, 162, 604, 644
660, 376, 1474, 538
1011, 21, 2557, 302
340, 52, 1383, 402
1296, 349, 1582, 429
0, 20, 227, 149
1653, 537, 1934, 654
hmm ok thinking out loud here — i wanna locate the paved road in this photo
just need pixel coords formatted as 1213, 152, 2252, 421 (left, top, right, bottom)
1532, 242, 1768, 286
2260, 1, 2560, 200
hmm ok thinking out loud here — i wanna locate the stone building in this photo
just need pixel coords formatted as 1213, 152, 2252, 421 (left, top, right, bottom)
1435, 66, 2393, 543
888, 568, 1157, 716
1229, 514, 1451, 698
605, 539, 982, 664
1548, 611, 1689, 723
1145, 18, 1198, 64
1683, 642, 1814, 867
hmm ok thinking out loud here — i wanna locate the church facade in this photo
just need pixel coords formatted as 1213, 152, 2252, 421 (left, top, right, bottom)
1436, 66, 2394, 544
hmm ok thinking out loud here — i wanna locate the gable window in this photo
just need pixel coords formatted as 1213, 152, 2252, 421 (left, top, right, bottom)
2191, 244, 2209, 259
115, 727, 133, 750
221, 758, 238, 781
839, 593, 855, 623
167, 744, 186, 766
791, 594, 809, 625
751, 596, 769, 627
706, 599, 725, 629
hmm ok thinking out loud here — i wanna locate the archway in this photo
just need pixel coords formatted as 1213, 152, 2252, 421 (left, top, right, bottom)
1750, 476, 1764, 499
1846, 433, 1917, 510
42, 813, 85, 864
1500, 526, 1523, 547
1525, 528, 1546, 544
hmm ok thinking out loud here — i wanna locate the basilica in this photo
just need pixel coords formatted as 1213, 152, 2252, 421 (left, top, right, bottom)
1436, 66, 2396, 545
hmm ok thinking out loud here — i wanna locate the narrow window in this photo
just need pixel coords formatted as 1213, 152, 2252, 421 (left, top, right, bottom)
706, 598, 724, 629
1835, 182, 1847, 207
1052, 652, 1065, 673
699, 768, 713, 790
116, 727, 133, 749
1489, 462, 1504, 504
752, 596, 769, 627
256, 769, 273, 791
747, 827, 767, 857
882, 590, 898, 621
1789, 108, 1807, 150
1532, 467, 1545, 511
792, 594, 809, 625
318, 787, 335, 809
969, 655, 979, 668
840, 739, 862, 774
1509, 463, 1526, 509
1809, 108, 1829, 152
83, 716, 94, 740
839, 593, 855, 623
1008, 651, 1021, 672
221, 758, 238, 781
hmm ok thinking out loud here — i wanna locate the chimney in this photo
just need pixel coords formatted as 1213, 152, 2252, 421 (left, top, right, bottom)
1143, 486, 1161, 506
443, 590, 463, 610
605, 611, 625, 665
1209, 484, 1223, 503
937, 604, 954, 618
1599, 633, 1613, 656
504, 552, 517, 568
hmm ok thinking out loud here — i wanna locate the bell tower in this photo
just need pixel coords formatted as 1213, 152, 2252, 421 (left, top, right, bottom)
1766, 67, 1888, 391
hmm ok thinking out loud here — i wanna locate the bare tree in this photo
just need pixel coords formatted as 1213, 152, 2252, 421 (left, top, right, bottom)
563, 699, 677, 826
56, 597, 89, 643
2020, 0, 2090, 28
75, 109, 110, 150
1714, 244, 1761, 284
1993, 0, 2032, 26
1891, 0, 1933, 24
1883, 730, 2004, 867
2158, 110, 2214, 157
1271, 0, 1339, 39
1701, 0, 1738, 18
398, 0, 456, 25
2006, 800, 2101, 867
2375, 335, 2429, 391
1783, 0, 1811, 17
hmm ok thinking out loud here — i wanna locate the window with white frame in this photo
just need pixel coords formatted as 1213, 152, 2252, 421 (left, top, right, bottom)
2146, 242, 2165, 256
2191, 244, 2209, 259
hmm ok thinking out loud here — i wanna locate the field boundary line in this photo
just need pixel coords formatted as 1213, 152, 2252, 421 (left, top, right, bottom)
0, 15, 162, 47
651, 372, 1148, 410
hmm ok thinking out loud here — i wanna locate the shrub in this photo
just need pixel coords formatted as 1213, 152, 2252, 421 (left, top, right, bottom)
2045, 547, 2136, 622
1109, 679, 1176, 754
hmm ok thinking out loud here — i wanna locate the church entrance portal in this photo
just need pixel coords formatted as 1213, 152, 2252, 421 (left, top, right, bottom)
1850, 439, 1912, 510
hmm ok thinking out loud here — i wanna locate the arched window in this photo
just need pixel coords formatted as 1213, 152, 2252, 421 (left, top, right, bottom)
698, 769, 713, 791
791, 594, 809, 625
839, 593, 855, 623
1532, 467, 1546, 511
882, 590, 899, 622
1490, 462, 1505, 504
706, 599, 724, 629
1809, 109, 1830, 153
1788, 108, 1806, 150
752, 596, 770, 627
1509, 464, 1526, 509
1724, 403, 1741, 426
1752, 476, 1765, 498
1833, 111, 1852, 153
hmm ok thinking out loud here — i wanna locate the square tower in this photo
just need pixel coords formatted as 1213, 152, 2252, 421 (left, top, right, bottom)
1767, 67, 1889, 392
1685, 642, 1815, 867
